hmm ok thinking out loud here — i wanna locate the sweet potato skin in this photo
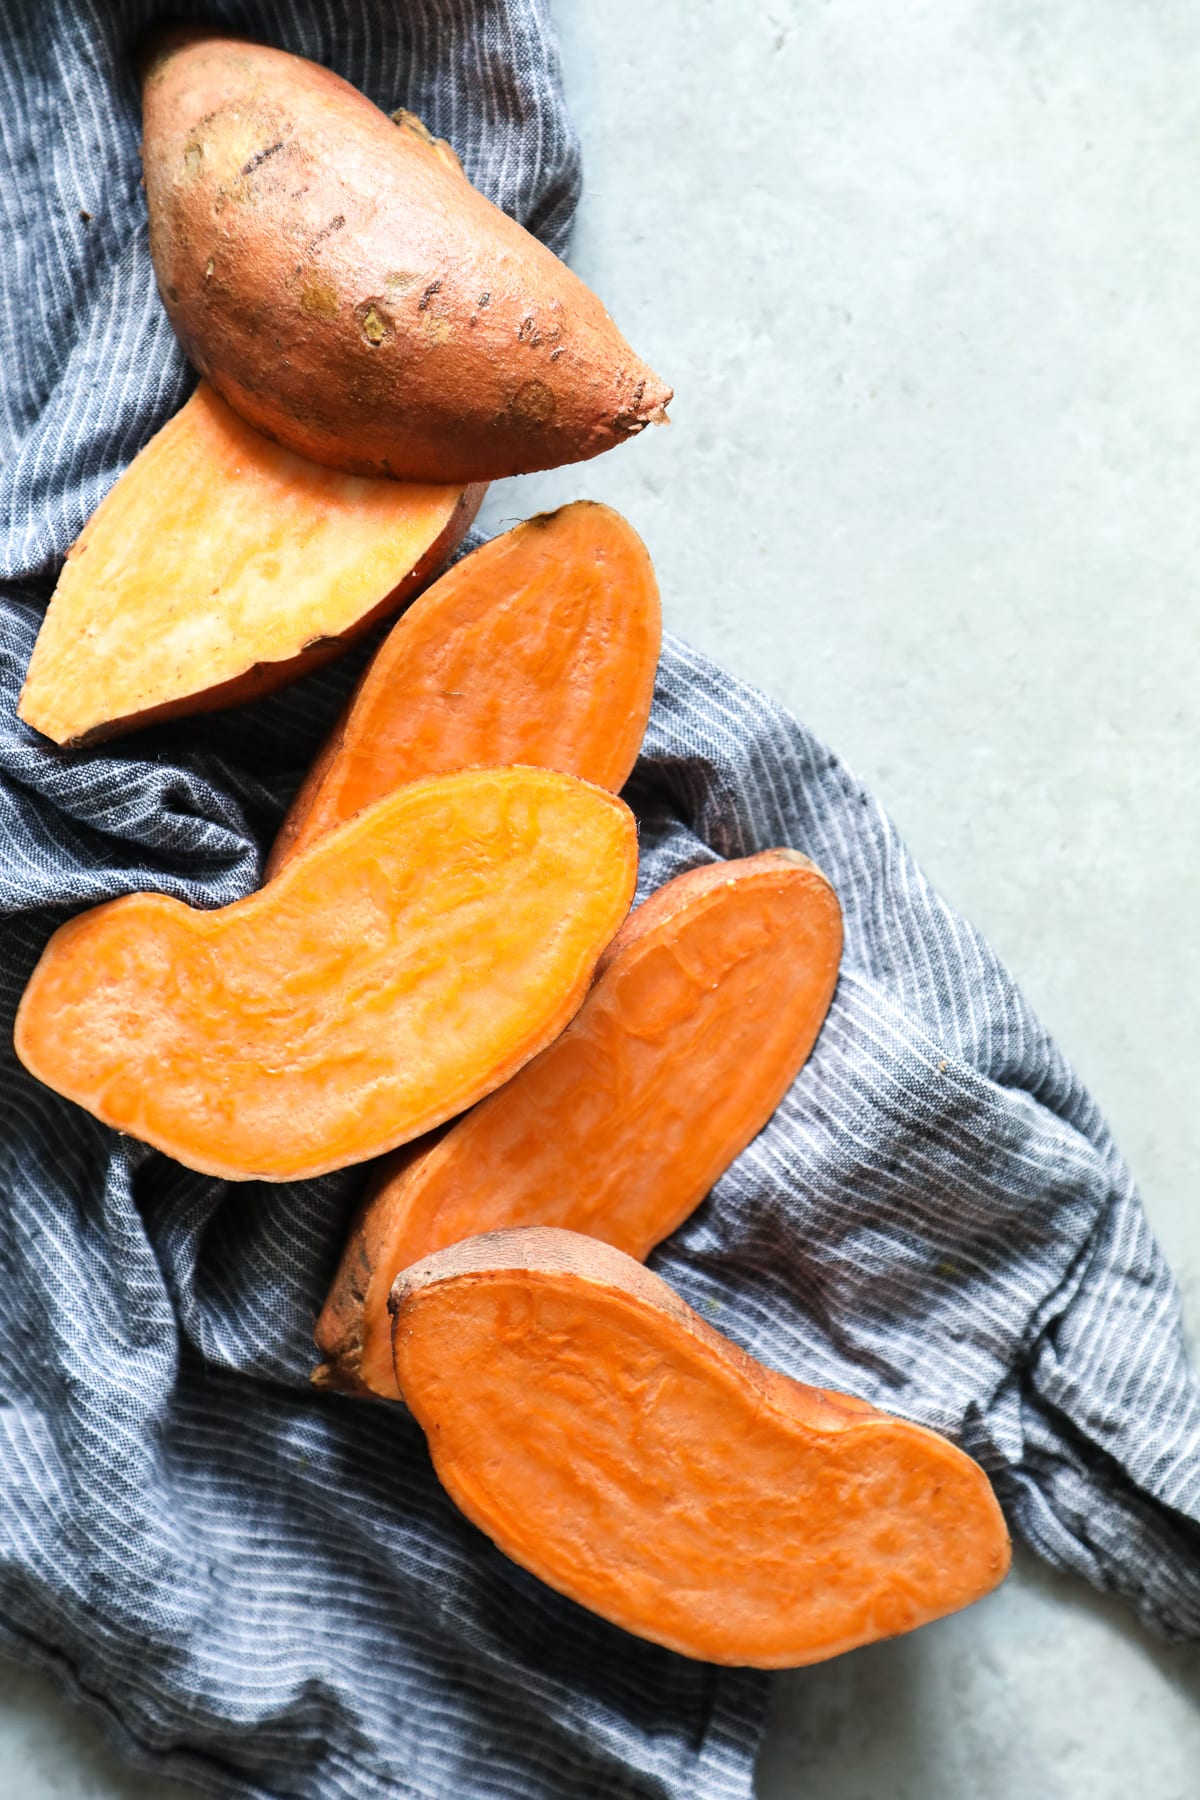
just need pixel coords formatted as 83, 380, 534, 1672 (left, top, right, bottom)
390, 1228, 1012, 1668
313, 849, 841, 1400
14, 770, 637, 1182
140, 30, 671, 483
17, 384, 483, 748
268, 502, 661, 875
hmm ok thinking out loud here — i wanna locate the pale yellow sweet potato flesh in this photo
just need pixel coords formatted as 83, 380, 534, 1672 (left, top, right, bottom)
14, 770, 636, 1182
391, 1229, 1012, 1668
314, 850, 842, 1400
17, 383, 482, 747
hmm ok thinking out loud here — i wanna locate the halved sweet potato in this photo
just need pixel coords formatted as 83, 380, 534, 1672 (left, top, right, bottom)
268, 502, 661, 875
314, 850, 842, 1399
390, 1228, 1012, 1667
14, 769, 636, 1181
140, 29, 671, 482
17, 383, 482, 747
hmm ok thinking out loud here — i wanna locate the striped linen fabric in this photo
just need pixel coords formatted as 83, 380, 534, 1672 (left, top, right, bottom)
0, 2, 1197, 1797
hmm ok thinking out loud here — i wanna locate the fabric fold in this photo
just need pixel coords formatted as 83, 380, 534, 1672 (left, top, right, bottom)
0, 3, 1196, 1798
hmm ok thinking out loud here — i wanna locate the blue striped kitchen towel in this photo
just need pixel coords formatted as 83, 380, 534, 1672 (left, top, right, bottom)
1, 3, 1198, 1798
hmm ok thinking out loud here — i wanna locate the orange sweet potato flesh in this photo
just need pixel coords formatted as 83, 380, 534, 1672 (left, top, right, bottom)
390, 1228, 1012, 1667
17, 384, 482, 748
140, 29, 671, 483
14, 770, 636, 1182
314, 850, 842, 1399
268, 502, 661, 876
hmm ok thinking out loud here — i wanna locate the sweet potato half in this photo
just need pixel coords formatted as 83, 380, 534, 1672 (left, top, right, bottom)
18, 384, 482, 748
140, 29, 671, 482
315, 850, 842, 1399
390, 1228, 1011, 1667
14, 769, 636, 1181
269, 502, 661, 875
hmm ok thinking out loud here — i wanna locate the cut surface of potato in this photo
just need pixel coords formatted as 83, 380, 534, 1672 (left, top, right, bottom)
270, 501, 660, 874
315, 850, 841, 1399
18, 384, 482, 747
391, 1228, 1012, 1667
15, 770, 636, 1181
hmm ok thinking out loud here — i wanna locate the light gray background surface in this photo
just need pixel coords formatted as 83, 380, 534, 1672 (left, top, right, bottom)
3, 1, 1198, 1793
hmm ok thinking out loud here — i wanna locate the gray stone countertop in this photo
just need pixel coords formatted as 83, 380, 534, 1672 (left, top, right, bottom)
3, 2, 1198, 1793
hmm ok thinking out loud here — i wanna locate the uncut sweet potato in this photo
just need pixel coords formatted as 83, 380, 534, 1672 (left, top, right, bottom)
269, 502, 661, 875
14, 770, 636, 1182
390, 1228, 1012, 1667
17, 384, 482, 748
140, 29, 671, 483
315, 850, 842, 1399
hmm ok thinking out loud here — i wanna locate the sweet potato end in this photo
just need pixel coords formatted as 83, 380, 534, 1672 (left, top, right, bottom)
16, 386, 484, 747
140, 30, 672, 481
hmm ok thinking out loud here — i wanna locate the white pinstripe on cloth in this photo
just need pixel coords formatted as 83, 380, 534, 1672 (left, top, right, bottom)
0, 3, 1197, 1797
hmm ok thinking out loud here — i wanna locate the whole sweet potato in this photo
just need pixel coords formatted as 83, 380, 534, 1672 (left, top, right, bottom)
140, 30, 671, 482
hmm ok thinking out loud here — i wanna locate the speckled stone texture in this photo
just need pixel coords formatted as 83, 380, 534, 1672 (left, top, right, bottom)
2, 1, 1198, 1794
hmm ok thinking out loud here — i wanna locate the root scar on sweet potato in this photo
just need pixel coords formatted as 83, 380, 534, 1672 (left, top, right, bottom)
390, 1228, 1012, 1667
314, 850, 842, 1399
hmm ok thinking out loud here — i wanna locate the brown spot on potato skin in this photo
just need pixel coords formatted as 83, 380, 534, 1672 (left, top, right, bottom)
356, 300, 393, 345
509, 379, 555, 429
300, 279, 339, 320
